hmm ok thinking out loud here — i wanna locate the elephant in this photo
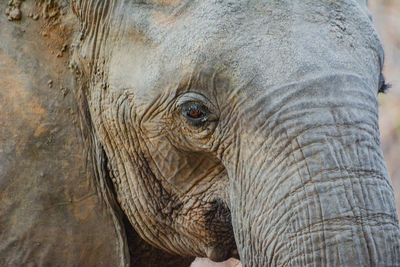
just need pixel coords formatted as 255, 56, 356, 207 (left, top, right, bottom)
1, 0, 400, 266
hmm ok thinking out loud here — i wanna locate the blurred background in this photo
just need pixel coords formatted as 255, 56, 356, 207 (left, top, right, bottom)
192, 1, 400, 266
372, 0, 400, 218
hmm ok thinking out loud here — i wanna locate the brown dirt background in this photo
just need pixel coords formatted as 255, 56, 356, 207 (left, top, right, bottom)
192, 1, 400, 266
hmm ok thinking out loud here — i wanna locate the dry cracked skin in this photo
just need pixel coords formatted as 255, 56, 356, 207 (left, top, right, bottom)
1, 0, 400, 266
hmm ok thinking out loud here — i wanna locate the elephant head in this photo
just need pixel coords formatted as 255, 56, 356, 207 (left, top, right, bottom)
71, 0, 400, 265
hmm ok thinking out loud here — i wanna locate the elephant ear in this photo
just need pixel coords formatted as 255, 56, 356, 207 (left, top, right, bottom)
0, 1, 129, 266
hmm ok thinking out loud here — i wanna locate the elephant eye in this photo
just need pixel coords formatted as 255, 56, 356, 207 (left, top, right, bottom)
180, 102, 209, 125
187, 107, 205, 119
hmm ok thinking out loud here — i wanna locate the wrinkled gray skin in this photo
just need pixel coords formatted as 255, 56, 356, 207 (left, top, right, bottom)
71, 0, 400, 266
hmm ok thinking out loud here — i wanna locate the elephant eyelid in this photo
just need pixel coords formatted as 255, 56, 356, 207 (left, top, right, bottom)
175, 92, 217, 112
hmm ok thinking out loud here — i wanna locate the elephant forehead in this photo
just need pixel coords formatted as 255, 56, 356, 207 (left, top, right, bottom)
107, 2, 285, 100
108, 0, 381, 104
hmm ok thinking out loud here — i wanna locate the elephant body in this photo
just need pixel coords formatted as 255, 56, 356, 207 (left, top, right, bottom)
0, 1, 123, 265
1, 0, 400, 266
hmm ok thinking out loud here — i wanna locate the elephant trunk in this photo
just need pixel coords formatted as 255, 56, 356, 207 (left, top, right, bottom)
222, 75, 400, 266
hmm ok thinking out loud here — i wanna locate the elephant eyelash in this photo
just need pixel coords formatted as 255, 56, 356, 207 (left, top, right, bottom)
379, 82, 391, 94
378, 73, 391, 94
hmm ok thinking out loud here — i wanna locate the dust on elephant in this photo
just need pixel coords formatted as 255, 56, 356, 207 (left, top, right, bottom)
1, 0, 400, 266
1, 1, 193, 266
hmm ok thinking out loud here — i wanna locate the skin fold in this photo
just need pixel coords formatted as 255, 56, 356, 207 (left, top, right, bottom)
67, 0, 400, 266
